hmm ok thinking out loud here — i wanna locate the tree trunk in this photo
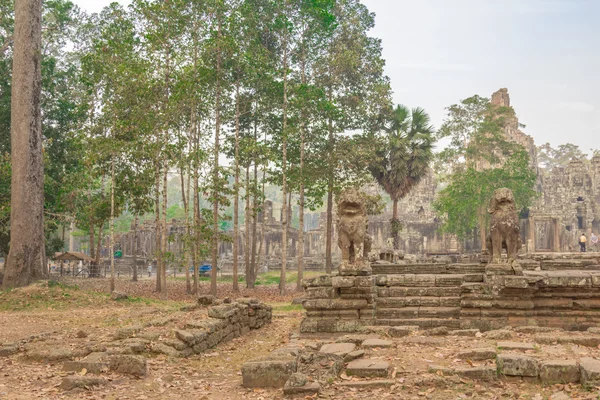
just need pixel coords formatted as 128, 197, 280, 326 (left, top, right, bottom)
325, 106, 334, 274
250, 121, 258, 287
392, 198, 399, 250
132, 214, 138, 282
89, 222, 95, 276
155, 166, 161, 292
159, 45, 171, 300
3, 0, 45, 288
192, 130, 200, 295
279, 30, 289, 296
181, 168, 191, 294
232, 82, 241, 292
110, 158, 115, 292
245, 165, 252, 288
95, 223, 103, 275
211, 16, 222, 297
297, 55, 307, 292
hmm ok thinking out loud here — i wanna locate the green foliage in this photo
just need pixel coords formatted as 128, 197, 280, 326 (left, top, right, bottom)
434, 95, 538, 239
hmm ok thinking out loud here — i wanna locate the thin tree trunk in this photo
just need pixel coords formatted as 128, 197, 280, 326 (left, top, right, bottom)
250, 120, 258, 286
297, 54, 307, 292
181, 168, 191, 294
95, 223, 103, 275
245, 165, 252, 287
392, 198, 399, 250
211, 16, 222, 297
155, 166, 161, 292
325, 82, 334, 274
159, 46, 171, 300
279, 29, 289, 295
192, 129, 200, 295
89, 222, 95, 276
110, 158, 115, 292
132, 214, 138, 282
3, 0, 45, 288
233, 81, 241, 292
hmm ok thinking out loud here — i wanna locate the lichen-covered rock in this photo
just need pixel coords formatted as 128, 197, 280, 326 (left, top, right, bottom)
539, 360, 579, 384
197, 295, 215, 306
59, 376, 106, 391
111, 291, 128, 300
241, 356, 297, 388
496, 354, 539, 377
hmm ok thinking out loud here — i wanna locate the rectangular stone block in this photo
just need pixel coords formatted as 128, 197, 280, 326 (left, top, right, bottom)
539, 360, 579, 384
305, 287, 335, 299
496, 354, 539, 377
494, 299, 534, 310
573, 299, 600, 309
435, 274, 463, 287
580, 357, 600, 388
541, 275, 592, 288
533, 298, 573, 309
503, 277, 530, 289
332, 276, 355, 288
461, 299, 493, 308
375, 298, 406, 308
303, 299, 368, 310
440, 297, 461, 307
354, 276, 374, 288
304, 275, 332, 288
241, 356, 297, 388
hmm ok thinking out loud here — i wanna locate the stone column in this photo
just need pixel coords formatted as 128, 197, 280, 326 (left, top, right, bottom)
552, 218, 560, 252
528, 216, 535, 252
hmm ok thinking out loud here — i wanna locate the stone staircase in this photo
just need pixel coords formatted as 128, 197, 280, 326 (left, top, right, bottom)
373, 263, 485, 329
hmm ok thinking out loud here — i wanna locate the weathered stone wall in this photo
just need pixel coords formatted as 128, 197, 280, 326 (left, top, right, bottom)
164, 299, 272, 357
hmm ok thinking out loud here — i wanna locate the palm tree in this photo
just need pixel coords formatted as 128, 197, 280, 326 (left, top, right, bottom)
370, 105, 435, 249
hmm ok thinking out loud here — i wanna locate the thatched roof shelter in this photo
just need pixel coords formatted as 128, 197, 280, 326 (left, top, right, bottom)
53, 251, 94, 263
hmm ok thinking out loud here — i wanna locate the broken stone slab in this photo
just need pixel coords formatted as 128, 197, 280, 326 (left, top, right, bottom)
345, 359, 389, 378
428, 364, 454, 375
114, 326, 143, 340
580, 357, 600, 388
483, 329, 513, 340
335, 380, 395, 389
455, 366, 497, 381
497, 341, 536, 351
424, 326, 449, 336
297, 352, 344, 383
457, 348, 496, 361
59, 376, 107, 391
361, 338, 393, 348
63, 352, 109, 374
550, 392, 571, 400
449, 329, 480, 337
404, 336, 444, 345
496, 354, 539, 377
26, 346, 88, 362
319, 343, 356, 357
241, 356, 297, 388
388, 326, 418, 338
344, 350, 365, 362
539, 359, 579, 384
535, 335, 600, 347
335, 335, 375, 345
109, 355, 147, 377
283, 381, 320, 396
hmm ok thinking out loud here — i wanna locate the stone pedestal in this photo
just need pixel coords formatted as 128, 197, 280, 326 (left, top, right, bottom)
339, 260, 372, 276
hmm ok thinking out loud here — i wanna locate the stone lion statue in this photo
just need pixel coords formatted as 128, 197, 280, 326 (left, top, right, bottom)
487, 188, 521, 263
337, 188, 371, 264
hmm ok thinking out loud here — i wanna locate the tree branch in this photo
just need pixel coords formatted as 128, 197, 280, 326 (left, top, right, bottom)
1, 36, 12, 55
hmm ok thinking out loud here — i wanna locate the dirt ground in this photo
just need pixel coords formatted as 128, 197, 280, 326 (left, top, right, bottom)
1, 278, 600, 400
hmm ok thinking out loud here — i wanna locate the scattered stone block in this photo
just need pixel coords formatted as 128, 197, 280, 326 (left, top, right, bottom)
449, 329, 480, 337
484, 329, 512, 340
344, 350, 364, 362
550, 392, 571, 400
319, 343, 356, 357
282, 373, 320, 396
335, 335, 373, 345
26, 346, 82, 362
497, 341, 536, 351
63, 352, 108, 374
424, 326, 449, 336
428, 364, 454, 375
197, 295, 215, 306
114, 326, 143, 340
208, 304, 238, 319
346, 359, 389, 378
580, 357, 600, 388
242, 356, 297, 388
298, 352, 343, 382
59, 376, 106, 391
75, 330, 88, 338
111, 291, 128, 300
151, 343, 181, 358
455, 366, 497, 381
361, 338, 393, 348
388, 326, 418, 338
0, 346, 18, 357
404, 336, 444, 345
496, 354, 539, 377
539, 360, 579, 384
109, 355, 147, 377
457, 348, 496, 361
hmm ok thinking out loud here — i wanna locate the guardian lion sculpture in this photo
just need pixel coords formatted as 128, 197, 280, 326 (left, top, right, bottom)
487, 188, 521, 263
337, 188, 370, 264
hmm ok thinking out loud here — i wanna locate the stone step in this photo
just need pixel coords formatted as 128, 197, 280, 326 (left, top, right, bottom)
376, 318, 461, 329
377, 286, 462, 298
376, 274, 466, 288
345, 359, 389, 378
372, 263, 485, 275
376, 296, 461, 308
376, 307, 460, 319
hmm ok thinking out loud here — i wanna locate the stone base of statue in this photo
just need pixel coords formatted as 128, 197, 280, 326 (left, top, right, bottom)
339, 260, 372, 276
485, 261, 523, 277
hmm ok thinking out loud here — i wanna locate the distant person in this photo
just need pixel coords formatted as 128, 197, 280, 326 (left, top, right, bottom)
579, 233, 587, 252
147, 265, 152, 277
591, 233, 599, 251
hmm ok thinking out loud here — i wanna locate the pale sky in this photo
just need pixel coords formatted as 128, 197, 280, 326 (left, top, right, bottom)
73, 0, 600, 153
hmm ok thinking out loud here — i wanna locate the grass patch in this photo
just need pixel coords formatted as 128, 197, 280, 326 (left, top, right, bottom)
271, 303, 304, 312
169, 271, 324, 286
